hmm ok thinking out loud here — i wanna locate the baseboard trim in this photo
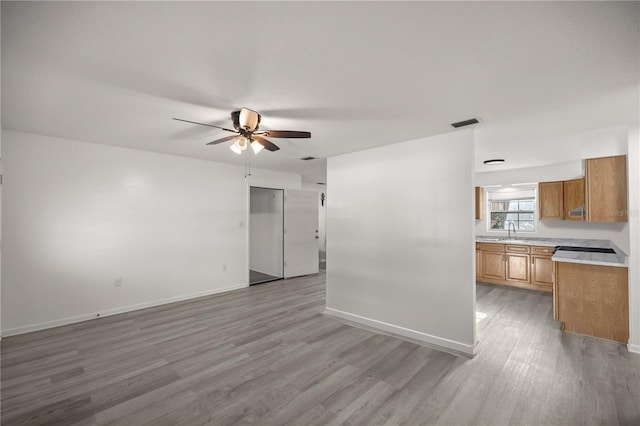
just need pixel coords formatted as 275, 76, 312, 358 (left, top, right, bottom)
2, 283, 248, 337
323, 307, 475, 357
628, 343, 640, 354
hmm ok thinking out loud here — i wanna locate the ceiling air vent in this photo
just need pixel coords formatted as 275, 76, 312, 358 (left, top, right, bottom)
451, 118, 480, 128
301, 156, 316, 161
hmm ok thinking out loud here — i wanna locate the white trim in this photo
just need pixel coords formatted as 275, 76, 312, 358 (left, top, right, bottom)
629, 344, 640, 354
323, 307, 475, 356
2, 283, 248, 337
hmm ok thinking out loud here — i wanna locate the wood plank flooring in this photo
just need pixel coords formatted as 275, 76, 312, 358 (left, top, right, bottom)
2, 275, 639, 425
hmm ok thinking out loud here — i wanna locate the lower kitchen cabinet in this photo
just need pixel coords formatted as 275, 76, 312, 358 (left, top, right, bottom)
476, 243, 553, 293
531, 255, 554, 289
555, 262, 628, 343
506, 253, 530, 283
481, 250, 506, 281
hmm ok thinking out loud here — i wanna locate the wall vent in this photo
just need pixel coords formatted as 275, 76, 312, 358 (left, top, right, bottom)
301, 156, 316, 161
451, 118, 480, 128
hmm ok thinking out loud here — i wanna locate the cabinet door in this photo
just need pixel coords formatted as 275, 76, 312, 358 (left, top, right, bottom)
505, 253, 530, 283
475, 187, 483, 220
476, 249, 482, 278
586, 155, 627, 223
539, 181, 564, 220
563, 178, 585, 221
482, 251, 505, 281
531, 255, 553, 288
482, 251, 505, 280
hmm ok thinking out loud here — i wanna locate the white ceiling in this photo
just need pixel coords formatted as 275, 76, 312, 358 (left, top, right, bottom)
2, 1, 638, 184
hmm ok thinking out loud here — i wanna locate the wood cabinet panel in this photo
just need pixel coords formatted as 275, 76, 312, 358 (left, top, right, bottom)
481, 243, 505, 252
482, 251, 506, 281
506, 244, 530, 254
476, 248, 482, 279
539, 181, 564, 220
586, 155, 627, 223
556, 262, 628, 343
563, 178, 585, 221
506, 253, 530, 283
475, 187, 483, 220
531, 246, 554, 255
531, 255, 553, 289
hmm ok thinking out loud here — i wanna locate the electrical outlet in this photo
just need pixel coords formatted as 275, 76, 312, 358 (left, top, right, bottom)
114, 278, 122, 287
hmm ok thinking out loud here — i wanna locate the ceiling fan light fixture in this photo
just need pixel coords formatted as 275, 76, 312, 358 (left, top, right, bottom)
239, 108, 260, 132
174, 108, 311, 155
236, 137, 248, 150
250, 139, 264, 154
230, 143, 242, 155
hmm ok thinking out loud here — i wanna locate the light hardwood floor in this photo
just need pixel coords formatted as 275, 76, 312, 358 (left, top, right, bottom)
2, 275, 639, 425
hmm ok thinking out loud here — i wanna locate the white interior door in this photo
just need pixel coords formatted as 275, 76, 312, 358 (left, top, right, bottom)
284, 189, 319, 278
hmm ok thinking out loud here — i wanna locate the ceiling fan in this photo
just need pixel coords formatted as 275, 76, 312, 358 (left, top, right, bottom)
173, 108, 311, 154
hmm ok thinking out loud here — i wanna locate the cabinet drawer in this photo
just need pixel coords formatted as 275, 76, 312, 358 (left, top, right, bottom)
531, 246, 554, 255
481, 243, 505, 252
506, 245, 530, 254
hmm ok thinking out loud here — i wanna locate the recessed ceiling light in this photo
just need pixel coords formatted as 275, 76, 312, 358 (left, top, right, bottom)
483, 159, 505, 165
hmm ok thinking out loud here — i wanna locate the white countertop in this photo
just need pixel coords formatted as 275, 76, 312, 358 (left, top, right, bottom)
476, 236, 628, 267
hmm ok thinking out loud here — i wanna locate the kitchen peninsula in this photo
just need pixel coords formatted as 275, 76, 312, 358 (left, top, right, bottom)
476, 236, 629, 344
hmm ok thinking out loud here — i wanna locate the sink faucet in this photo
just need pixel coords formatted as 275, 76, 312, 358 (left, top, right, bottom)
508, 221, 516, 240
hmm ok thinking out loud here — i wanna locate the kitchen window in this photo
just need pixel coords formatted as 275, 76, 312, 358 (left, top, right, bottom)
487, 188, 537, 232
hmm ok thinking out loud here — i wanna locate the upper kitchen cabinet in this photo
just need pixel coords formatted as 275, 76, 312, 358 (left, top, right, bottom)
475, 187, 483, 220
539, 181, 563, 220
586, 155, 627, 223
563, 178, 585, 221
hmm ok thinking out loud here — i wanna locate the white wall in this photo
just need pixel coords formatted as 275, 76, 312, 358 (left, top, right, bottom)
249, 187, 283, 277
1, 130, 300, 335
475, 126, 630, 254
326, 130, 476, 355
247, 169, 301, 190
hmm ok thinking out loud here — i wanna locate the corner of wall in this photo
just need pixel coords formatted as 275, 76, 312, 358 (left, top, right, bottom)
627, 125, 639, 351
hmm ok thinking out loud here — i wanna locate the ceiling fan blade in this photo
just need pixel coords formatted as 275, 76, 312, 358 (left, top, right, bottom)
172, 118, 237, 133
239, 108, 260, 131
206, 135, 239, 145
258, 130, 311, 138
253, 135, 280, 152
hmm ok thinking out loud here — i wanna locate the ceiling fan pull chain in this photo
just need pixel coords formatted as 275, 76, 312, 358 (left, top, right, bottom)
244, 153, 252, 178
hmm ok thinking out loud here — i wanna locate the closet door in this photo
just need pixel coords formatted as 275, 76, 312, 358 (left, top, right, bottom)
284, 190, 319, 278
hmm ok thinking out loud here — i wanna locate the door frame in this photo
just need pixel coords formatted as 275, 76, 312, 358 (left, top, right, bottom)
248, 186, 285, 285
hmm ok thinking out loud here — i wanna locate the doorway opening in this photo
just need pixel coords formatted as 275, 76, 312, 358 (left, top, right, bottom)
249, 187, 284, 285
